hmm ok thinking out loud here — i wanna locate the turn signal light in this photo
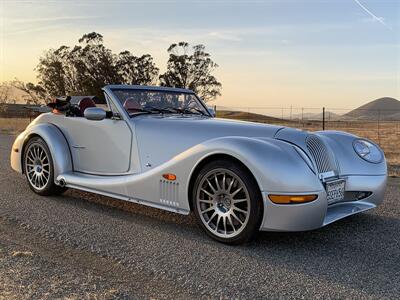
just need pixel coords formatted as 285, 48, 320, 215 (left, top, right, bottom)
162, 173, 177, 181
268, 194, 318, 204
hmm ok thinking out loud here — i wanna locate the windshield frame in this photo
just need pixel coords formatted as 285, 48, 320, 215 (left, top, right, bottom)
107, 86, 212, 118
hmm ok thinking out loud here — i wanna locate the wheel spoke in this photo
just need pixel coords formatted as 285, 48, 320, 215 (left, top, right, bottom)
43, 173, 49, 182
199, 199, 213, 204
230, 187, 242, 198
206, 179, 216, 193
227, 178, 235, 193
207, 212, 217, 224
233, 198, 248, 203
215, 215, 221, 232
201, 206, 215, 214
214, 174, 221, 191
228, 215, 236, 232
201, 188, 214, 198
231, 212, 243, 225
28, 151, 35, 160
233, 206, 248, 215
223, 216, 227, 234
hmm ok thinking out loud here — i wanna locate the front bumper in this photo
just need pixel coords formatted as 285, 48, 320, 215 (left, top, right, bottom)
10, 132, 25, 174
259, 174, 387, 232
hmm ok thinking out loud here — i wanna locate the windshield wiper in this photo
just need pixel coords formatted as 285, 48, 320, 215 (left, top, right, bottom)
161, 106, 208, 116
129, 106, 170, 116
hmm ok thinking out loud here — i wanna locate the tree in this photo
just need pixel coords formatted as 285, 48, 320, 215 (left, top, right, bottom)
11, 80, 48, 105
159, 42, 222, 102
0, 82, 13, 112
32, 32, 159, 99
116, 51, 159, 85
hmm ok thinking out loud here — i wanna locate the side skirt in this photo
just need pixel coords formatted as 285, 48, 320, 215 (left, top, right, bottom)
63, 182, 190, 215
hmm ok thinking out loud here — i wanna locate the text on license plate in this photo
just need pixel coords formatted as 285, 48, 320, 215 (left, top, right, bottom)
326, 179, 346, 205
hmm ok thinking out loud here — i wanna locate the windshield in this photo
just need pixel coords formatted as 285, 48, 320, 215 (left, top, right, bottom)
111, 88, 210, 117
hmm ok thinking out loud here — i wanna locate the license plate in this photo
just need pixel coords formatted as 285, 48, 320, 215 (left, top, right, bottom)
326, 179, 345, 205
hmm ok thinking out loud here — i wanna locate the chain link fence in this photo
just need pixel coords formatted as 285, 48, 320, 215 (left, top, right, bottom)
215, 106, 400, 176
0, 103, 398, 176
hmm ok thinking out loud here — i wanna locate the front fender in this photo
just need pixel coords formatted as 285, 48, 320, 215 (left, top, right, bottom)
190, 136, 322, 194
10, 123, 73, 181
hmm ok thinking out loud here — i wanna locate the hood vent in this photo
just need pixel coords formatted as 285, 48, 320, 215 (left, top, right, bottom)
306, 135, 337, 174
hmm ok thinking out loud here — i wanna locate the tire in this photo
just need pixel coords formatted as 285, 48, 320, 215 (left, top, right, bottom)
23, 136, 67, 196
192, 159, 263, 244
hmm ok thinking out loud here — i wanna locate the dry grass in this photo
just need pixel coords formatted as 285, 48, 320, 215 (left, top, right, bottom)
1, 116, 399, 176
0, 118, 31, 135
218, 112, 400, 177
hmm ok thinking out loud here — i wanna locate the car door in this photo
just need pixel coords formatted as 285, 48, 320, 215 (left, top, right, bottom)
55, 95, 133, 175
66, 117, 132, 174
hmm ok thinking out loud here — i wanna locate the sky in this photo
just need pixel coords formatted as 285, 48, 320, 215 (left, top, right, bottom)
0, 0, 399, 110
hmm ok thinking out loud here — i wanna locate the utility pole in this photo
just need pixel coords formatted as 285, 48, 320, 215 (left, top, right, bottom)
322, 107, 325, 130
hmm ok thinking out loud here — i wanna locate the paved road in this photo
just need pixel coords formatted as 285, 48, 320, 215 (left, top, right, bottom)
0, 134, 399, 299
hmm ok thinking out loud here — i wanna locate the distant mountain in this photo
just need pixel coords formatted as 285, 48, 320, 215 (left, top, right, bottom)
344, 97, 400, 120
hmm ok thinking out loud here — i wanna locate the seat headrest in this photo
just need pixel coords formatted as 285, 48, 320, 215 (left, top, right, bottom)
79, 98, 96, 116
123, 98, 141, 112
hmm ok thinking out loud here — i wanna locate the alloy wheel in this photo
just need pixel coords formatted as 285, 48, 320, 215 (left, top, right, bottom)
196, 168, 251, 238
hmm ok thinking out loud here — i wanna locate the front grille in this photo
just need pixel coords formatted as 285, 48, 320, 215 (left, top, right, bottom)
306, 135, 337, 174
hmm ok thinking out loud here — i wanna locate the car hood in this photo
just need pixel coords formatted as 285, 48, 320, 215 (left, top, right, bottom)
132, 115, 284, 168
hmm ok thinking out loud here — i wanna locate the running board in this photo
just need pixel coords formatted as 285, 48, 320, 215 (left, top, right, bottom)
56, 172, 190, 215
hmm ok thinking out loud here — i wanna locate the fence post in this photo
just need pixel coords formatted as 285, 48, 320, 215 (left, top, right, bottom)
378, 110, 381, 145
322, 107, 325, 130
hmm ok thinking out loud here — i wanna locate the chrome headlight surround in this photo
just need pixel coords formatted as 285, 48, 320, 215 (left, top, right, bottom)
353, 139, 383, 164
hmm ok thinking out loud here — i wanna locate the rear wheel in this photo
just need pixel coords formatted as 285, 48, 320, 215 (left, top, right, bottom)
192, 159, 263, 244
23, 137, 67, 196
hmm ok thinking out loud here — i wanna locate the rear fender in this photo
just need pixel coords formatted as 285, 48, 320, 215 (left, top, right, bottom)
12, 123, 73, 181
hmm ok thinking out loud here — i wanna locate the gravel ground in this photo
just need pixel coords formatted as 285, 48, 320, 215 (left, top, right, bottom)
0, 134, 399, 299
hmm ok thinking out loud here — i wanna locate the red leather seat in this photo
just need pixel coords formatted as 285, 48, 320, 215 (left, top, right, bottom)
79, 98, 96, 116
123, 98, 141, 113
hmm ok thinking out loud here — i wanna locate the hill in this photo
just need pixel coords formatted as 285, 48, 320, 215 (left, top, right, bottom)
217, 110, 288, 123
344, 97, 400, 120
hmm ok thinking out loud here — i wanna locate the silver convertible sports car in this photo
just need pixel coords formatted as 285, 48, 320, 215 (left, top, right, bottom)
10, 85, 387, 244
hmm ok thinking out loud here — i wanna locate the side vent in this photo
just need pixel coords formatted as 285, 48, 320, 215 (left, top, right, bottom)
159, 180, 179, 207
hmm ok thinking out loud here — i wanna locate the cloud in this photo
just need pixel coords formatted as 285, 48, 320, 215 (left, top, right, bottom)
353, 0, 392, 30
4, 15, 101, 36
207, 31, 242, 42
10, 15, 100, 24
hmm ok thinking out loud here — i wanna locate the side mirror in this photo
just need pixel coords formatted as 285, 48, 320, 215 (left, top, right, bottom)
207, 106, 216, 117
84, 107, 106, 121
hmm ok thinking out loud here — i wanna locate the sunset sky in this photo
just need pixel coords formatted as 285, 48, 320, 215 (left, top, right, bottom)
1, 0, 399, 109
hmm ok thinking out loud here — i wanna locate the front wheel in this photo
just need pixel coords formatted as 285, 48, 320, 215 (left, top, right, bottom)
23, 137, 67, 196
192, 159, 263, 244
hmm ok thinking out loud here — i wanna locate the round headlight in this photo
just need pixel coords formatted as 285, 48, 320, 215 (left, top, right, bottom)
353, 139, 383, 163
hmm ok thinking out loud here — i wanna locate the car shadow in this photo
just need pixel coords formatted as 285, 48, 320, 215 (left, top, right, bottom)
43, 189, 400, 298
